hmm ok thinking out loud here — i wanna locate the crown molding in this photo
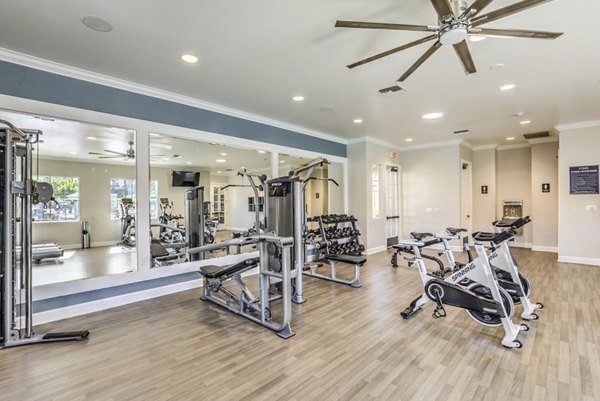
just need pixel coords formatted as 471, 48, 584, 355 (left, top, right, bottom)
555, 120, 600, 132
472, 144, 498, 151
347, 136, 403, 151
0, 47, 347, 146
497, 143, 531, 151
460, 140, 475, 150
527, 136, 559, 144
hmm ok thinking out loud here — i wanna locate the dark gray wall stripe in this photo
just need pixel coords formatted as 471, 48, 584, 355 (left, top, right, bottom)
33, 272, 200, 313
0, 60, 346, 157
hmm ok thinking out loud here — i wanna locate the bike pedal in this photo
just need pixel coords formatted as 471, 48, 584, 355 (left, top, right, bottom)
432, 306, 447, 319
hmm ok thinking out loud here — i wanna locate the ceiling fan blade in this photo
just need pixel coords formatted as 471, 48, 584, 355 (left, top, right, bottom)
453, 40, 477, 74
88, 152, 105, 155
430, 0, 454, 19
335, 20, 435, 32
471, 0, 552, 27
475, 27, 563, 39
348, 34, 437, 69
104, 150, 127, 156
150, 154, 167, 157
99, 156, 123, 159
460, 0, 495, 18
398, 41, 443, 82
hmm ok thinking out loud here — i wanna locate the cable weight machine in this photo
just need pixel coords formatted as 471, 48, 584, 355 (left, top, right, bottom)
1, 120, 88, 349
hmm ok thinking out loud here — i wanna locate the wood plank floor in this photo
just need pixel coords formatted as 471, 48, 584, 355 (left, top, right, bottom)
1, 248, 599, 400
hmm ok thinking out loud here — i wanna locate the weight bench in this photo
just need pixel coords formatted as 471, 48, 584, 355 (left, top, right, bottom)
305, 253, 366, 288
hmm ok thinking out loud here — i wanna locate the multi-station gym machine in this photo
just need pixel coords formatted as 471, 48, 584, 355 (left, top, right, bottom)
1, 120, 89, 349
266, 157, 328, 304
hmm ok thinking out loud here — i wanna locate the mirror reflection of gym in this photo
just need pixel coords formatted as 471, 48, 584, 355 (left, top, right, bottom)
0, 109, 138, 286
148, 133, 272, 267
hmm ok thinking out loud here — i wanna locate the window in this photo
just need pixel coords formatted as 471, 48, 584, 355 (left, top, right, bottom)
372, 164, 381, 219
33, 176, 80, 222
110, 179, 158, 220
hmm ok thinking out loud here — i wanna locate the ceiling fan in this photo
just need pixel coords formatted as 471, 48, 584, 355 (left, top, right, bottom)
88, 140, 167, 161
335, 0, 563, 85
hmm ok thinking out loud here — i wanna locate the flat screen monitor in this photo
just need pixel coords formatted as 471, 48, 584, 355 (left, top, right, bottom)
172, 171, 200, 187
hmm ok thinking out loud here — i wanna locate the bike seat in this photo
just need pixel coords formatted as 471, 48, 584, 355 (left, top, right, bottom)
472, 229, 517, 245
410, 232, 434, 241
446, 227, 467, 235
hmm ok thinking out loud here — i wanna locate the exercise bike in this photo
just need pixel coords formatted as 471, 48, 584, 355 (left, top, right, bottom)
398, 228, 528, 349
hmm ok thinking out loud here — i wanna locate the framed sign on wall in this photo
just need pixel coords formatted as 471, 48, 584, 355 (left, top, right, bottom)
569, 165, 599, 195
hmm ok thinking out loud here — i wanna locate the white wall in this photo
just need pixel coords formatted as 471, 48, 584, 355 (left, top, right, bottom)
347, 142, 368, 245
33, 158, 135, 247
496, 146, 532, 246
400, 145, 461, 239
32, 158, 208, 247
472, 148, 497, 232
531, 141, 559, 250
558, 125, 600, 265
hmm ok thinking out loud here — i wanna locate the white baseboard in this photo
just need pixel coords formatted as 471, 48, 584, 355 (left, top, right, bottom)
366, 246, 387, 255
33, 279, 203, 325
532, 246, 558, 253
508, 242, 532, 249
557, 255, 600, 267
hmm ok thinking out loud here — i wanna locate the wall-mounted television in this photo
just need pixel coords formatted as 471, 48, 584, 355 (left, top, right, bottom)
172, 171, 200, 187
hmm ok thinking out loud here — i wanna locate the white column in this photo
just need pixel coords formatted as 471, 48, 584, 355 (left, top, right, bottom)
135, 130, 151, 271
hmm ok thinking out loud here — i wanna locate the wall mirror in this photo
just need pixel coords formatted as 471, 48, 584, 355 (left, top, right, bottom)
0, 109, 138, 286
278, 154, 345, 218
149, 133, 272, 266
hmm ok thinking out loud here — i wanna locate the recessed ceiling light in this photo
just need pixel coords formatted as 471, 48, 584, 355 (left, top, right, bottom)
469, 35, 486, 42
69, 151, 77, 155
87, 136, 97, 140
514, 111, 525, 117
500, 84, 515, 91
506, 137, 515, 141
181, 54, 199, 64
241, 166, 246, 169
490, 63, 505, 70
257, 150, 266, 154
353, 118, 363, 124
162, 158, 169, 161
405, 138, 413, 142
81, 16, 112, 32
186, 161, 193, 165
217, 170, 222, 174
422, 112, 444, 120
220, 152, 227, 156
149, 133, 160, 137
280, 160, 285, 163
216, 159, 226, 163
292, 95, 305, 102
520, 120, 531, 125
164, 145, 172, 150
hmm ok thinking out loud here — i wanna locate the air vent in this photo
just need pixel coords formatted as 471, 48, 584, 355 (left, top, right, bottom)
523, 131, 549, 140
453, 129, 469, 134
379, 84, 406, 96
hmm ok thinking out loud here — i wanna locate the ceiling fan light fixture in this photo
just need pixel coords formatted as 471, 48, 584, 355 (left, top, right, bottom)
439, 21, 469, 45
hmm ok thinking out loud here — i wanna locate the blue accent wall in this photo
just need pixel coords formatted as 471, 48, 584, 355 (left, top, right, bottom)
0, 60, 346, 157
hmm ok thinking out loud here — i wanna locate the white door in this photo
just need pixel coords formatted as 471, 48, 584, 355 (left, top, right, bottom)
460, 160, 473, 239
385, 166, 401, 246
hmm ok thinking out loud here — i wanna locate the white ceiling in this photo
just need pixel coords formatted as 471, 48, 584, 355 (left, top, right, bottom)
1, 0, 599, 147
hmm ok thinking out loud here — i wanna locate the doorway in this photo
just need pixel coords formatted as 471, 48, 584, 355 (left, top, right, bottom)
460, 160, 473, 242
385, 165, 401, 247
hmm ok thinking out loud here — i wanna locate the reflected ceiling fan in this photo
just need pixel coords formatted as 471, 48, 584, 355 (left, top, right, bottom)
336, 0, 563, 86
88, 140, 167, 161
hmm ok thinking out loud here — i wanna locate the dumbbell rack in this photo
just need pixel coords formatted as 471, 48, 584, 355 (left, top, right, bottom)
306, 214, 365, 258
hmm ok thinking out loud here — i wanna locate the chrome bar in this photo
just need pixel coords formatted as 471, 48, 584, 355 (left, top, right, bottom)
2, 129, 14, 344
23, 140, 33, 337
